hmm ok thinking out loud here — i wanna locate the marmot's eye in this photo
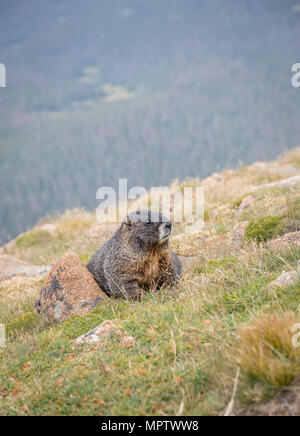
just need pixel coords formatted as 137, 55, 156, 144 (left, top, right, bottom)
144, 222, 151, 226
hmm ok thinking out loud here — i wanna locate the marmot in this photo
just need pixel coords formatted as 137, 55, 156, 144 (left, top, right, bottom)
87, 210, 182, 299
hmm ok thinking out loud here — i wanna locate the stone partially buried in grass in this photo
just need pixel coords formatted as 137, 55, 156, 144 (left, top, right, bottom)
35, 252, 108, 323
74, 320, 120, 345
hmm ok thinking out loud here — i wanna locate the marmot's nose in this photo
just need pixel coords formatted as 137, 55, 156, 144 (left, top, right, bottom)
164, 222, 172, 231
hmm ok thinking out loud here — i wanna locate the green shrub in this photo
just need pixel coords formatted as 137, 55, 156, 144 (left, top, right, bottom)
245, 216, 284, 242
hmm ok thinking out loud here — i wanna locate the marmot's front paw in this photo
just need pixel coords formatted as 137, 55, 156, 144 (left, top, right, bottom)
129, 288, 146, 301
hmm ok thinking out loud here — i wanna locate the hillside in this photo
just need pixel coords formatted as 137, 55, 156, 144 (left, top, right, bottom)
0, 148, 299, 416
1, 0, 300, 243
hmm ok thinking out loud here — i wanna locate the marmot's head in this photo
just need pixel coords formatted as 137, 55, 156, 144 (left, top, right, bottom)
124, 210, 172, 247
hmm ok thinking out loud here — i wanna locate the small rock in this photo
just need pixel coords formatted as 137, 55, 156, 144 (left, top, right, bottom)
266, 231, 300, 251
231, 221, 249, 249
238, 195, 256, 213
39, 224, 56, 236
0, 255, 50, 282
189, 275, 212, 287
74, 320, 119, 345
270, 270, 299, 289
35, 252, 108, 323
120, 336, 135, 348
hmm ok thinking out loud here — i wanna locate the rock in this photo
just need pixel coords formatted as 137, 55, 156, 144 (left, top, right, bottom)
35, 252, 108, 323
238, 380, 300, 416
231, 221, 249, 249
74, 320, 120, 345
120, 336, 135, 348
270, 270, 299, 289
285, 220, 300, 233
0, 255, 50, 282
253, 175, 300, 191
189, 275, 212, 287
237, 195, 256, 213
39, 223, 56, 236
266, 231, 300, 251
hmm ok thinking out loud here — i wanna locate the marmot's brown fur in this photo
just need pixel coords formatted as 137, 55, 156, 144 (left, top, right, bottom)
87, 210, 182, 299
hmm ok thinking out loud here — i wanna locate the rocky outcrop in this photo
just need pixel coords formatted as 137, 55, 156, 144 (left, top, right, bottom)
35, 252, 108, 323
253, 174, 300, 191
0, 255, 50, 282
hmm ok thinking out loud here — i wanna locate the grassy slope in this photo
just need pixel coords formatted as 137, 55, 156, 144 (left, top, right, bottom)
0, 149, 300, 416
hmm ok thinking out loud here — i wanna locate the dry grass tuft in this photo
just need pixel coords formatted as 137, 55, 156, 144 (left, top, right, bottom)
279, 147, 300, 167
235, 313, 300, 387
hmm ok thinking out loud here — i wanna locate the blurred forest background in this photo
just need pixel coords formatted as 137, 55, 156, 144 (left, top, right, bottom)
0, 0, 300, 243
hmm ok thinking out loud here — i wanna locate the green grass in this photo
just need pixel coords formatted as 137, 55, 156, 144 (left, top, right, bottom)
1, 245, 299, 415
194, 257, 238, 276
1, 153, 300, 415
16, 230, 51, 248
245, 216, 285, 242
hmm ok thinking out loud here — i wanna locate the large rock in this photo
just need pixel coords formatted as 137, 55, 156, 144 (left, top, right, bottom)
35, 252, 108, 323
0, 255, 50, 282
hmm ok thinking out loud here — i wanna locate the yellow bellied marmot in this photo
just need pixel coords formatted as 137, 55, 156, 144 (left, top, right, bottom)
87, 210, 182, 299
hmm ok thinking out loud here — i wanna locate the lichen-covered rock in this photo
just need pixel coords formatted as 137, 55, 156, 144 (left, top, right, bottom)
35, 252, 108, 323
0, 255, 50, 282
74, 320, 120, 345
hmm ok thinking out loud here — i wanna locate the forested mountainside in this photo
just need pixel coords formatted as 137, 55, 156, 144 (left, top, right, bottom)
0, 0, 300, 243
